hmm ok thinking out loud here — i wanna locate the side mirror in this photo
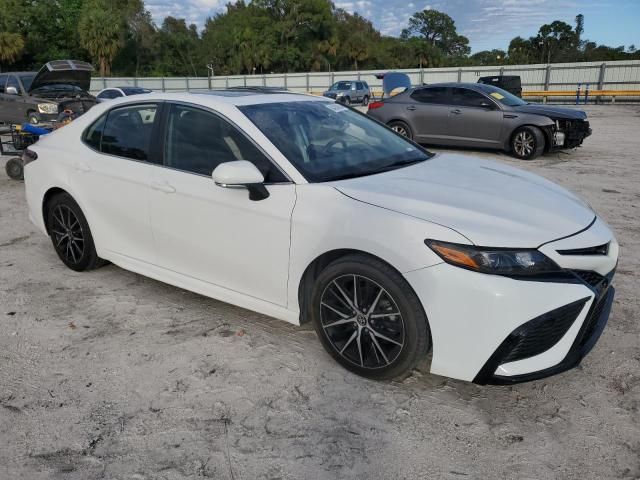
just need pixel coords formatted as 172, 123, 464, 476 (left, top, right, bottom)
480, 101, 495, 110
6, 86, 18, 95
212, 160, 269, 201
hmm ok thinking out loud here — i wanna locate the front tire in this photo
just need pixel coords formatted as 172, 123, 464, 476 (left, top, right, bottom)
46, 193, 106, 271
388, 120, 413, 140
510, 126, 544, 160
5, 157, 24, 180
310, 254, 430, 380
27, 111, 40, 125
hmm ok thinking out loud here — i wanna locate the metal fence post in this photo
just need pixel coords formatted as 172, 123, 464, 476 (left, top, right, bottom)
185, 77, 190, 91
161, 77, 165, 92
306, 73, 310, 92
420, 67, 424, 84
225, 76, 229, 88
284, 73, 288, 90
243, 75, 247, 87
597, 63, 606, 90
103, 78, 107, 89
457, 68, 462, 82
543, 65, 551, 103
262, 74, 266, 87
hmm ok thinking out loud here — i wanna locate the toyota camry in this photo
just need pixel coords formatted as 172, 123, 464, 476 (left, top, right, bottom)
23, 89, 618, 383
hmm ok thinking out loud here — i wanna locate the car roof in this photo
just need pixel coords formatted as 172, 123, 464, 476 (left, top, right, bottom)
417, 82, 484, 89
103, 90, 330, 107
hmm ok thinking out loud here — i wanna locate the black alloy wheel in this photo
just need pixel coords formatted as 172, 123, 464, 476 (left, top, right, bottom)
311, 254, 430, 380
46, 193, 106, 271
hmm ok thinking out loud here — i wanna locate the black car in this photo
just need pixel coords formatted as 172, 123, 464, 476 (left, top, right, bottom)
478, 75, 522, 97
0, 60, 97, 125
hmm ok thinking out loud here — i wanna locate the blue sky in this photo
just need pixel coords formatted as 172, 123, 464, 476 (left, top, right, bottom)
146, 0, 640, 53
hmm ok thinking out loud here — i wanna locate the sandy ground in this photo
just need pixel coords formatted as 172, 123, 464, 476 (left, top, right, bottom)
0, 106, 639, 480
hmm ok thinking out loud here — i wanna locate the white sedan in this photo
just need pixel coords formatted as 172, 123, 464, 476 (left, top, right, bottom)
95, 86, 152, 102
22, 90, 618, 383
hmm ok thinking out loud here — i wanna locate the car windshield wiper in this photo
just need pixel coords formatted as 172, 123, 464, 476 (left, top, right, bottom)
325, 157, 427, 182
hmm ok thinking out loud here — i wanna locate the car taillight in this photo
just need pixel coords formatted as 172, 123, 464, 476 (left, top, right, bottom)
368, 101, 385, 110
22, 148, 38, 165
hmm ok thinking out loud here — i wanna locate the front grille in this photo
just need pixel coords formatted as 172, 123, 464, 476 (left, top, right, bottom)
501, 298, 588, 364
558, 243, 609, 256
573, 270, 605, 289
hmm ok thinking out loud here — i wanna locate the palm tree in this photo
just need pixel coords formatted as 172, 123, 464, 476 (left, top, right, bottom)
0, 32, 25, 69
79, 6, 123, 76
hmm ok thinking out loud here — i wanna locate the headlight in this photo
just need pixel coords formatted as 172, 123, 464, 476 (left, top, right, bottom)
425, 240, 561, 276
37, 103, 58, 114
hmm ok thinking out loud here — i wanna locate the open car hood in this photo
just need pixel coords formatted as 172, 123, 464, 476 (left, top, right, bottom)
29, 60, 94, 93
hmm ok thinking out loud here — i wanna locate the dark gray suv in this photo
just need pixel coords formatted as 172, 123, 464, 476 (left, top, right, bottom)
322, 80, 371, 105
0, 60, 97, 125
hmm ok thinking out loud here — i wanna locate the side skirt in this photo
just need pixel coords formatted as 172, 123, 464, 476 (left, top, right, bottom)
105, 251, 300, 325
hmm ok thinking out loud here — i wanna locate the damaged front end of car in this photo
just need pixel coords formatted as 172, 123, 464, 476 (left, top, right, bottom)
542, 118, 592, 152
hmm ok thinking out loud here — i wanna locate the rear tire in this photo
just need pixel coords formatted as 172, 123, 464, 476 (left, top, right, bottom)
388, 120, 413, 140
46, 193, 106, 271
5, 157, 24, 180
510, 126, 544, 160
310, 254, 430, 380
362, 95, 369, 106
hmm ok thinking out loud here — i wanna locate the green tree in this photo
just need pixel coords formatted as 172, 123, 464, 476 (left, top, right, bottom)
0, 32, 25, 68
78, 0, 125, 76
401, 9, 470, 57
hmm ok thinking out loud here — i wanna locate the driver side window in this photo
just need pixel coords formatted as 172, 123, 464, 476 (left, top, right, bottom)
163, 104, 287, 182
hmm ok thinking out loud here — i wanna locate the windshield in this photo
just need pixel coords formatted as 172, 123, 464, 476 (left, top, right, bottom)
240, 101, 432, 183
19, 74, 35, 91
121, 87, 151, 95
330, 81, 352, 91
480, 85, 526, 106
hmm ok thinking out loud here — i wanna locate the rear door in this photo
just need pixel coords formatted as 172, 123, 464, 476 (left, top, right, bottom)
73, 102, 161, 263
447, 87, 503, 147
405, 87, 452, 144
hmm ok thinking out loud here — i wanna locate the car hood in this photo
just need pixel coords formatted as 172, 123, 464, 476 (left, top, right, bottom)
29, 60, 94, 93
332, 154, 595, 248
512, 104, 587, 120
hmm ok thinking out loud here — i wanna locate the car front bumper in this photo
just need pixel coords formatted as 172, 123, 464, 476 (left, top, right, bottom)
403, 217, 618, 383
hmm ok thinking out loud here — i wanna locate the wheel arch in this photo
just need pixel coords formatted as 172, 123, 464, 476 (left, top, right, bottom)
42, 187, 71, 235
298, 248, 414, 324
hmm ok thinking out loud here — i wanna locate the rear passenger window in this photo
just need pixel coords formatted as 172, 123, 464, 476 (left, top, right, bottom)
83, 115, 106, 150
410, 87, 448, 104
101, 104, 158, 160
164, 104, 286, 182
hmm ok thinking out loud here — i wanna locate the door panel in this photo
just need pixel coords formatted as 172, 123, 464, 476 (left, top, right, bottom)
405, 87, 453, 144
149, 173, 296, 306
149, 103, 295, 306
447, 88, 503, 147
71, 103, 160, 263
73, 151, 156, 263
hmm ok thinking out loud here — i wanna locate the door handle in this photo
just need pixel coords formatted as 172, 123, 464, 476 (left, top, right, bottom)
74, 162, 91, 173
406, 105, 417, 111
450, 109, 462, 114
150, 181, 176, 194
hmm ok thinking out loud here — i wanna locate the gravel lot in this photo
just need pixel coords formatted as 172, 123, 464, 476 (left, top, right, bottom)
1, 105, 639, 480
